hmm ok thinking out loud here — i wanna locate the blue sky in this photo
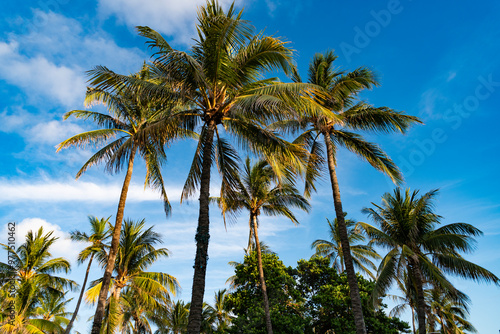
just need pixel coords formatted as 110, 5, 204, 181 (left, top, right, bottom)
1, 0, 500, 332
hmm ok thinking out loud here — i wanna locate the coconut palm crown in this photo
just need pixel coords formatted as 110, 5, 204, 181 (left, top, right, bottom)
361, 188, 499, 334
311, 215, 380, 279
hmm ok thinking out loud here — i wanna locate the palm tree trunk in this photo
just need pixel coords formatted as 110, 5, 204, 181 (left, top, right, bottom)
187, 122, 216, 334
252, 214, 274, 334
411, 306, 416, 334
409, 256, 426, 334
91, 145, 137, 334
323, 132, 367, 334
65, 255, 94, 334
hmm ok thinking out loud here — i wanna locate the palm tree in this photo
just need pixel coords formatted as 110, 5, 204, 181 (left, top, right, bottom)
34, 292, 73, 333
361, 188, 500, 334
64, 216, 111, 334
118, 288, 168, 334
211, 289, 233, 333
154, 300, 190, 334
278, 50, 421, 334
86, 219, 179, 333
426, 288, 477, 334
217, 158, 310, 333
311, 215, 380, 279
87, 2, 310, 332
0, 227, 76, 333
200, 302, 216, 334
57, 65, 190, 334
385, 273, 419, 334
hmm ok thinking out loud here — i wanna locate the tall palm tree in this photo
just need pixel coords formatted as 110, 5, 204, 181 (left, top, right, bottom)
86, 219, 179, 333
278, 50, 421, 334
64, 216, 111, 334
311, 215, 380, 279
57, 66, 190, 334
361, 188, 500, 334
217, 158, 310, 333
87, 2, 310, 332
0, 227, 76, 333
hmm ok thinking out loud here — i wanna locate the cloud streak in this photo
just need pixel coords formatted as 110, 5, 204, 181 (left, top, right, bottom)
0, 179, 183, 203
97, 0, 241, 45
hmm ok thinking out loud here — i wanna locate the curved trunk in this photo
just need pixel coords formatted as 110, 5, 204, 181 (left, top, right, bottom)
252, 214, 273, 334
91, 145, 137, 334
409, 255, 426, 334
323, 132, 367, 334
64, 255, 94, 334
187, 122, 216, 334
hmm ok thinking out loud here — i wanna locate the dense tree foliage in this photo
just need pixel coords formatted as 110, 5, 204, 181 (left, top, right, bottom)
227, 252, 410, 334
227, 252, 306, 334
295, 257, 410, 334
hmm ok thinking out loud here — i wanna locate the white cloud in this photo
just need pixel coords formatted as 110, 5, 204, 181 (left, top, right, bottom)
97, 0, 240, 45
0, 108, 28, 133
0, 41, 86, 107
0, 10, 145, 108
28, 120, 85, 145
3, 217, 80, 262
0, 108, 86, 147
0, 179, 183, 203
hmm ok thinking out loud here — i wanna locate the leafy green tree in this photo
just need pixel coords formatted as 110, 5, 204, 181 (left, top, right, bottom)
217, 158, 309, 333
65, 216, 111, 334
57, 65, 189, 334
226, 242, 275, 291
279, 50, 421, 334
295, 256, 410, 334
227, 252, 306, 334
361, 188, 500, 334
312, 215, 380, 279
0, 227, 76, 333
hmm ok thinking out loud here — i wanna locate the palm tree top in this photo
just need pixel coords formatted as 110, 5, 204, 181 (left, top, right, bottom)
217, 157, 311, 225
362, 187, 500, 302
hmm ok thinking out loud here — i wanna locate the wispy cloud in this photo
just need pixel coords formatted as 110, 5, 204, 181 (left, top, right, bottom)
97, 0, 242, 45
0, 10, 145, 108
2, 217, 81, 262
0, 40, 86, 107
0, 179, 183, 203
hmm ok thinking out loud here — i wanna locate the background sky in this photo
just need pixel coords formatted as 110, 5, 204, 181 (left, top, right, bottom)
1, 0, 500, 332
